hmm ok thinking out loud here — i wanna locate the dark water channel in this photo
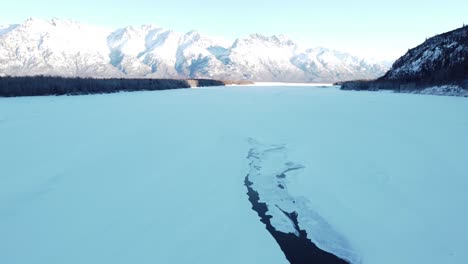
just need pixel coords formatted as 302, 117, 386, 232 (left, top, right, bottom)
244, 175, 349, 264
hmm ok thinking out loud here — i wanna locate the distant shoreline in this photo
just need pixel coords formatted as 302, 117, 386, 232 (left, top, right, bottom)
0, 76, 229, 97
228, 82, 333, 87
0, 76, 337, 97
0, 76, 333, 97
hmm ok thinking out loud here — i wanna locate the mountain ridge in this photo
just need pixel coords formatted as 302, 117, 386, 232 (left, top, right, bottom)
341, 25, 468, 95
0, 18, 389, 82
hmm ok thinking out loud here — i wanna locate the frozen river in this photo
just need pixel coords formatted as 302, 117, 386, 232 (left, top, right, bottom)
1, 85, 468, 263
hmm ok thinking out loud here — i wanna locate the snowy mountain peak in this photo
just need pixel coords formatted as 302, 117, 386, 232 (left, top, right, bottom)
21, 17, 84, 30
185, 30, 200, 36
0, 18, 390, 82
182, 30, 204, 43
49, 17, 80, 27
24, 17, 44, 24
236, 33, 297, 47
270, 34, 296, 46
0, 24, 18, 36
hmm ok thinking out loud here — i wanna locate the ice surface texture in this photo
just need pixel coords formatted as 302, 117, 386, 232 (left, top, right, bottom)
245, 139, 360, 264
1, 86, 468, 264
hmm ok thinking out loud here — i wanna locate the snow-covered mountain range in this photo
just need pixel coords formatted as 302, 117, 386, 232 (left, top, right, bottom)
0, 18, 389, 82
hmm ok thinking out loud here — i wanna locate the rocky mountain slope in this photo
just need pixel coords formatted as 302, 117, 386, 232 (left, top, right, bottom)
342, 25, 468, 92
0, 18, 388, 82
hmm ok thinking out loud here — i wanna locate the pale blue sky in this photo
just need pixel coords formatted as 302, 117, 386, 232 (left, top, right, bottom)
1, 0, 466, 60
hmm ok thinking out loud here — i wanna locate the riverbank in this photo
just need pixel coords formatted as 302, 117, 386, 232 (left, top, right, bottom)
0, 76, 226, 97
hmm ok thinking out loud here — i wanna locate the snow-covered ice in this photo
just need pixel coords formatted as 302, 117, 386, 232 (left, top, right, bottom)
246, 140, 359, 263
252, 82, 333, 86
1, 85, 468, 264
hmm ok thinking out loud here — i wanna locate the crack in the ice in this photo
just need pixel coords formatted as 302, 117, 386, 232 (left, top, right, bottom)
244, 138, 360, 264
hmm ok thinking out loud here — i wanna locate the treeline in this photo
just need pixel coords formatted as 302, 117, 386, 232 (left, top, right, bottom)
0, 76, 226, 97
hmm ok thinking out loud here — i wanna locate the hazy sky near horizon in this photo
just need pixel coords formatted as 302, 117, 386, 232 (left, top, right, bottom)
1, 0, 466, 60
